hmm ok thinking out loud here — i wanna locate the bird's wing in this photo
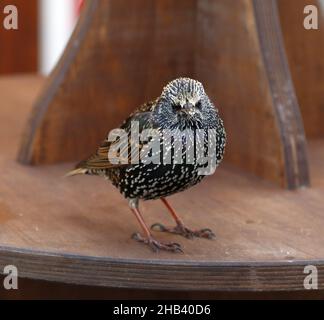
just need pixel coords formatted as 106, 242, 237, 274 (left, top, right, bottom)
76, 103, 160, 171
75, 139, 125, 171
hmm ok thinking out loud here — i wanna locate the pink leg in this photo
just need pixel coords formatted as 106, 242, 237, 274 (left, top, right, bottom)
151, 198, 215, 240
129, 200, 183, 253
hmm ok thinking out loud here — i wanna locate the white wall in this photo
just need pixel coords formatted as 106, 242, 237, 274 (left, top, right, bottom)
39, 0, 78, 75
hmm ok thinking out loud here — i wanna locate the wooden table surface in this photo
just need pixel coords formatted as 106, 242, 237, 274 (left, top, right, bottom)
0, 75, 324, 291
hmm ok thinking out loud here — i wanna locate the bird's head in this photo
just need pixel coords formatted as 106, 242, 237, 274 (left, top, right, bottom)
154, 78, 218, 130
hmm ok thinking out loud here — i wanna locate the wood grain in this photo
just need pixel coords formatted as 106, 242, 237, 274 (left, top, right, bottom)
1, 75, 324, 291
17, 0, 309, 189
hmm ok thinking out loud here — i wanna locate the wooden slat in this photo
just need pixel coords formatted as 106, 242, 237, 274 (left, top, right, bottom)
253, 0, 309, 188
278, 0, 324, 139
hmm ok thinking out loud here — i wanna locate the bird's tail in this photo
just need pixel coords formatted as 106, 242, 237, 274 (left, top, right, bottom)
65, 167, 88, 177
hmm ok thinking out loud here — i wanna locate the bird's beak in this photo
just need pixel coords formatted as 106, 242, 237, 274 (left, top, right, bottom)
183, 102, 196, 115
183, 102, 194, 109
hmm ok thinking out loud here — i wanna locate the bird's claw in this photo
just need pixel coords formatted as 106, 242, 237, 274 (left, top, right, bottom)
193, 228, 216, 239
131, 232, 183, 253
151, 223, 168, 232
151, 223, 215, 239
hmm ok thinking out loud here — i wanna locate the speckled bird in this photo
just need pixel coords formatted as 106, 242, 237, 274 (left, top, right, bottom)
67, 78, 226, 253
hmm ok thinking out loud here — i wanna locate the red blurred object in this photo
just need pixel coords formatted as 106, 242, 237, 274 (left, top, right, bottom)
76, 0, 84, 15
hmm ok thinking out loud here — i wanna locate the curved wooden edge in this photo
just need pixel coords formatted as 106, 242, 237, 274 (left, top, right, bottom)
17, 0, 100, 164
253, 0, 310, 189
0, 246, 323, 291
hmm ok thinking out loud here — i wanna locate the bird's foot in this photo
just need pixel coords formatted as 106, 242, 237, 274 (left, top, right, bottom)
151, 223, 215, 239
131, 232, 183, 253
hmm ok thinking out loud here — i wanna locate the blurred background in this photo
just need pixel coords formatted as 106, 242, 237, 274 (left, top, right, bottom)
0, 0, 82, 76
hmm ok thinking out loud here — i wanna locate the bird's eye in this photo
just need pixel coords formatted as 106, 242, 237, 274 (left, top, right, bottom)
173, 103, 182, 111
196, 101, 202, 108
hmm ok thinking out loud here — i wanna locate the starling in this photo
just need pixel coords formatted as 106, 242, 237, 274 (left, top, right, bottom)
67, 78, 226, 253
